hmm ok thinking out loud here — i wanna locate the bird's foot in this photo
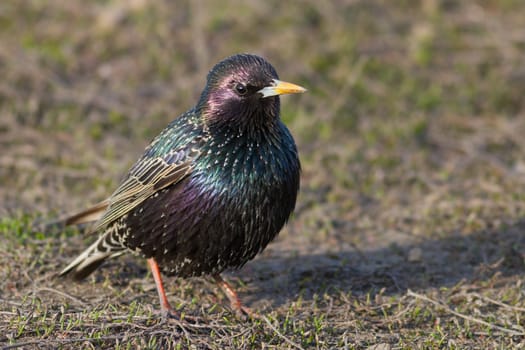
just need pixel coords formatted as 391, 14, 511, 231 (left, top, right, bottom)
157, 304, 201, 325
157, 304, 180, 323
232, 304, 258, 320
212, 274, 258, 320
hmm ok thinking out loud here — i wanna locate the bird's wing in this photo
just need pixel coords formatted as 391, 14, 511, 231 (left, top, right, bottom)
93, 145, 200, 231
40, 135, 203, 233
59, 140, 203, 280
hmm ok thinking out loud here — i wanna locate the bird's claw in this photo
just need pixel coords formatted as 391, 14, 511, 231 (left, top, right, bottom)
157, 306, 179, 323
231, 304, 257, 320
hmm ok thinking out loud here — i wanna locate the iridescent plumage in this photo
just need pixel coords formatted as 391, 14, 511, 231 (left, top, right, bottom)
59, 54, 305, 316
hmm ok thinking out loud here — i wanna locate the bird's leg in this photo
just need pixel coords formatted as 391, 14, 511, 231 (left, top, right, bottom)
213, 274, 254, 318
147, 258, 178, 319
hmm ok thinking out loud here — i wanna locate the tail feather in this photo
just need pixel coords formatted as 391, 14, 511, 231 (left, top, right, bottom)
60, 231, 125, 280
36, 200, 109, 233
62, 199, 109, 226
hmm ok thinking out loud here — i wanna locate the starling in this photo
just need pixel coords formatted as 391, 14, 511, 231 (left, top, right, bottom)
58, 53, 305, 318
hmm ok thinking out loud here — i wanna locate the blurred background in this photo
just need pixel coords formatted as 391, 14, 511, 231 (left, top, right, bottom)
1, 0, 525, 258
2, 1, 525, 245
2, 1, 525, 347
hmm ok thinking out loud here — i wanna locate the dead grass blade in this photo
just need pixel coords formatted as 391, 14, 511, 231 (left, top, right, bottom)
407, 290, 525, 336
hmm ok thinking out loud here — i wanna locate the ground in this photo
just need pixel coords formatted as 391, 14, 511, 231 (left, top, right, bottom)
1, 1, 525, 349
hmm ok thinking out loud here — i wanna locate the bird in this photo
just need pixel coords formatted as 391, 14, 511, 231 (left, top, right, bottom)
57, 53, 306, 318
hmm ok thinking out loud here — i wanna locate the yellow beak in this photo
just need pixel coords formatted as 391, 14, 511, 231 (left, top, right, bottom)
258, 79, 307, 98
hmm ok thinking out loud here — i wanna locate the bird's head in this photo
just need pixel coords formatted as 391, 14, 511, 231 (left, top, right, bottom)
197, 54, 306, 133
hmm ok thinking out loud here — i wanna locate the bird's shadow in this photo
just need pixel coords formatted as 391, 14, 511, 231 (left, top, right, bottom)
229, 219, 525, 309
83, 218, 525, 311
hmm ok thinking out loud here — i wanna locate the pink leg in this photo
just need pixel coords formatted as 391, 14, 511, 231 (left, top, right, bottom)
213, 274, 254, 318
147, 258, 177, 319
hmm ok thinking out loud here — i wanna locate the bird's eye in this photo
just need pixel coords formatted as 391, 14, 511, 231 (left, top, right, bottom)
234, 83, 247, 96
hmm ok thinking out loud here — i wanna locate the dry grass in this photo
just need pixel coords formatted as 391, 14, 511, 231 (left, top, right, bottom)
2, 0, 525, 348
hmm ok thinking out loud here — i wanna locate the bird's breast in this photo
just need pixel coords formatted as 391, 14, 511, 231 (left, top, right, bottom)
138, 129, 300, 277
194, 136, 297, 199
